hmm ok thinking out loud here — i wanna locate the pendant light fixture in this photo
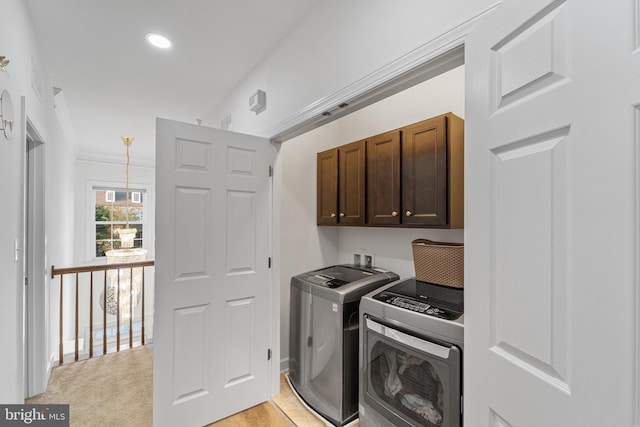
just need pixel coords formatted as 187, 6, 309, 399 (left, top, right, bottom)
101, 136, 147, 326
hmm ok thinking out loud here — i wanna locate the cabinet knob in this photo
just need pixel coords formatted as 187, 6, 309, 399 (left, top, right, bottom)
391, 211, 398, 217
330, 213, 336, 218
340, 212, 345, 218
405, 210, 413, 217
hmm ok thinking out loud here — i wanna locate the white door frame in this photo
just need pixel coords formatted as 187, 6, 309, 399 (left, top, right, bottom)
24, 115, 48, 398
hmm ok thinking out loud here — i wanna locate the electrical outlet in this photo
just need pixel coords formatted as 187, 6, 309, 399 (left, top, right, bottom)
353, 253, 362, 266
364, 254, 374, 268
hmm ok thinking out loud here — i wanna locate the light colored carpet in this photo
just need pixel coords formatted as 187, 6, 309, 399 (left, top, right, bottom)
27, 346, 152, 427
27, 348, 353, 426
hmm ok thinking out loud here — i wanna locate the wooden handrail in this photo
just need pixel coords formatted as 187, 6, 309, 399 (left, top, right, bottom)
51, 260, 155, 365
51, 260, 155, 278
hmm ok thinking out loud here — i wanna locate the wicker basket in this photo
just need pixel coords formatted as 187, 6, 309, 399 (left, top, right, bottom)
411, 239, 464, 288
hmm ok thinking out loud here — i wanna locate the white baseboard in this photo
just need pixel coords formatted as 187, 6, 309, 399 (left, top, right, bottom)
48, 353, 56, 373
280, 356, 289, 373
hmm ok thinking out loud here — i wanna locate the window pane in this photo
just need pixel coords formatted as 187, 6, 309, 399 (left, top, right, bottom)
128, 207, 143, 222
113, 224, 127, 235
112, 206, 128, 221
131, 224, 143, 238
94, 187, 146, 257
96, 206, 111, 222
114, 191, 128, 202
96, 240, 112, 257
96, 224, 112, 240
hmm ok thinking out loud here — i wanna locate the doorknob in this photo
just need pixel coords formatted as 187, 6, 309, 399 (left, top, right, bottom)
340, 212, 345, 217
391, 211, 398, 217
405, 210, 413, 217
330, 213, 336, 218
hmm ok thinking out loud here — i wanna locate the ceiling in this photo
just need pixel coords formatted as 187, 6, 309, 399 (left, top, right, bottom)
25, 0, 322, 166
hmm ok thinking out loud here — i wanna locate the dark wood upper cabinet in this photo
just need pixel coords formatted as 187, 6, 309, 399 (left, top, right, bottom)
402, 113, 463, 228
338, 139, 366, 225
317, 112, 463, 228
317, 140, 366, 225
317, 148, 338, 225
367, 130, 401, 225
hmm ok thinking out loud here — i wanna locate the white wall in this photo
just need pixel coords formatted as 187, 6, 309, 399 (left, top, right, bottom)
203, 0, 493, 137
0, 0, 76, 402
44, 103, 77, 380
278, 65, 464, 364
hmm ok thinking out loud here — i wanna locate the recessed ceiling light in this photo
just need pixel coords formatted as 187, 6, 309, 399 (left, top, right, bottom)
145, 33, 172, 49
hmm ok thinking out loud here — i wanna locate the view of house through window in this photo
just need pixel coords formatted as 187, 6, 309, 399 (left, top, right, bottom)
95, 188, 145, 257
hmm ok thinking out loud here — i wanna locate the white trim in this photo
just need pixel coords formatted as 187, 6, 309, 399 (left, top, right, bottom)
280, 357, 289, 373
76, 151, 155, 168
634, 103, 640, 427
267, 144, 280, 399
84, 180, 155, 262
53, 87, 78, 158
25, 109, 49, 398
265, 2, 500, 143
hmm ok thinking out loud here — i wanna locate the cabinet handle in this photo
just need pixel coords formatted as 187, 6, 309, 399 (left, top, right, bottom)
340, 212, 345, 218
391, 211, 398, 217
405, 210, 413, 217
330, 213, 336, 218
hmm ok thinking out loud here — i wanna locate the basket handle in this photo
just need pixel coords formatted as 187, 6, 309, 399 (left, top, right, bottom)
412, 238, 462, 247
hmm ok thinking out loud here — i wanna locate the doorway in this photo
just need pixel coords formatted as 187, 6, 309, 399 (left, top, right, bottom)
24, 118, 47, 398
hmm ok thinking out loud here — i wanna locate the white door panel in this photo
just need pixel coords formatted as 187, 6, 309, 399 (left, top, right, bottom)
466, 0, 639, 425
154, 118, 274, 426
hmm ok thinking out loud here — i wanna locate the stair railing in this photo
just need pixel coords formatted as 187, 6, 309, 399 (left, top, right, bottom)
51, 260, 154, 364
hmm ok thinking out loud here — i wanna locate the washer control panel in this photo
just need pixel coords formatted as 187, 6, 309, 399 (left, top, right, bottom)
373, 292, 455, 319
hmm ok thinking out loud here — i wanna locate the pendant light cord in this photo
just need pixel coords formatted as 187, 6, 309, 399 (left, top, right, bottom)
125, 140, 130, 229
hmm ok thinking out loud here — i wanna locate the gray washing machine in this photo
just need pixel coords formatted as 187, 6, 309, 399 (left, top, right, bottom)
289, 264, 399, 426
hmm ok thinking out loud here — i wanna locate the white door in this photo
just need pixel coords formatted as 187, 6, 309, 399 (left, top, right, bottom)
465, 0, 640, 425
154, 118, 275, 426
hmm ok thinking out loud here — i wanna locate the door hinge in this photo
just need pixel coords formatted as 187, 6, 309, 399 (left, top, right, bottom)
24, 277, 28, 286
269, 165, 273, 177
268, 257, 272, 268
267, 349, 272, 360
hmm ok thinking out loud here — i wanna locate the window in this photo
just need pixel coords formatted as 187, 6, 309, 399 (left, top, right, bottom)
94, 188, 145, 257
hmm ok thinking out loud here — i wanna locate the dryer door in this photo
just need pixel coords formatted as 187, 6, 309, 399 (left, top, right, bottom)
362, 316, 461, 427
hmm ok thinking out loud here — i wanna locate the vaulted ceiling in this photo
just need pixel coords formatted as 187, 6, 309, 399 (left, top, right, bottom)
25, 0, 321, 165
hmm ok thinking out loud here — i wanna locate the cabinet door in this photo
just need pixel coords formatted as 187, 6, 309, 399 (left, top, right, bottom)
367, 130, 401, 225
338, 140, 366, 225
402, 115, 448, 226
317, 148, 338, 225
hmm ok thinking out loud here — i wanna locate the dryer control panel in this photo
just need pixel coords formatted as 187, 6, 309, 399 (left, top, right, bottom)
372, 291, 462, 320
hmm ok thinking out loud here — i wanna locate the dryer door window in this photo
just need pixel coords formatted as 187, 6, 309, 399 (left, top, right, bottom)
362, 316, 461, 427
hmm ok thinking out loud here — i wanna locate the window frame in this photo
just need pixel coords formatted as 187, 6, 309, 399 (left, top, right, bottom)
85, 180, 154, 261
